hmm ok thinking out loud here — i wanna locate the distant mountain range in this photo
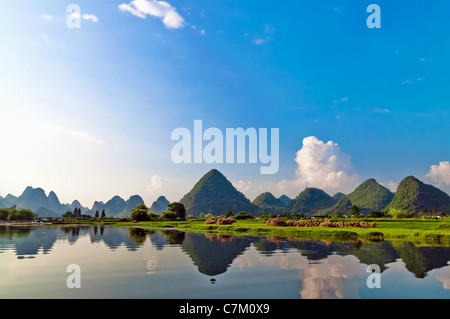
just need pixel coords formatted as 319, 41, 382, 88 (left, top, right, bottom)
149, 196, 170, 214
0, 187, 152, 218
178, 169, 450, 217
2, 169, 450, 218
90, 195, 145, 218
0, 186, 70, 217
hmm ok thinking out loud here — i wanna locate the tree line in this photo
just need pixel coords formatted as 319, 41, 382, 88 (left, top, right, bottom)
129, 202, 186, 221
0, 206, 34, 221
62, 208, 106, 219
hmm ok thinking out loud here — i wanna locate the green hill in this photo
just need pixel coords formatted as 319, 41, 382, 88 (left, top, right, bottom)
332, 192, 346, 200
321, 178, 394, 215
346, 178, 394, 214
179, 169, 257, 216
149, 196, 170, 214
252, 192, 286, 214
286, 187, 337, 216
278, 195, 292, 205
320, 196, 353, 215
385, 176, 450, 214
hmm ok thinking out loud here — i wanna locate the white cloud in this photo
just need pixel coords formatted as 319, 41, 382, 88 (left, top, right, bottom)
254, 37, 269, 45
234, 136, 360, 199
426, 161, 450, 185
41, 14, 53, 20
292, 136, 359, 194
253, 25, 275, 45
147, 174, 162, 195
82, 14, 99, 23
119, 0, 184, 29
381, 181, 397, 192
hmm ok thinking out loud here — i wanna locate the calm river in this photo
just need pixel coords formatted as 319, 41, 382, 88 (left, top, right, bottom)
0, 225, 449, 299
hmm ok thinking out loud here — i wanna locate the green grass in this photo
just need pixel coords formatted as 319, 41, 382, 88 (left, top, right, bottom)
113, 218, 450, 246
18, 217, 449, 246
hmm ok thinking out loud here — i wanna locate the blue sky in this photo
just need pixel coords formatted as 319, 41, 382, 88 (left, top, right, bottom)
1, 0, 450, 206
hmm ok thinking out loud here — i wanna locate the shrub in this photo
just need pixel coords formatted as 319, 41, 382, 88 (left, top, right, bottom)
235, 211, 254, 220
364, 231, 385, 241
167, 202, 186, 220
130, 204, 151, 221
424, 233, 444, 242
161, 210, 177, 220
332, 231, 358, 240
388, 208, 408, 219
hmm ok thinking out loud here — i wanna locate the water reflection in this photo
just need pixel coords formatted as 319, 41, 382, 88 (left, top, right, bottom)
1, 225, 450, 278
0, 225, 449, 298
181, 232, 253, 276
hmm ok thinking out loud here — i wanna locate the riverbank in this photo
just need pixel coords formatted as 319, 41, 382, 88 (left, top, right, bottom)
7, 217, 450, 246
114, 218, 450, 246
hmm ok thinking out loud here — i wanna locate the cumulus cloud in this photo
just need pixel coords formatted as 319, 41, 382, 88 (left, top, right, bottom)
119, 0, 184, 29
293, 136, 359, 193
426, 161, 450, 185
234, 136, 360, 199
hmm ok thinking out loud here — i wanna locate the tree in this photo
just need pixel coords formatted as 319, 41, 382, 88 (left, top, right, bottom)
8, 209, 34, 220
62, 211, 74, 219
330, 212, 344, 219
19, 209, 34, 220
0, 209, 9, 220
350, 205, 362, 217
388, 208, 408, 219
225, 210, 233, 218
161, 210, 177, 220
235, 211, 253, 220
94, 210, 99, 218
101, 210, 106, 218
167, 202, 186, 220
130, 204, 150, 221
369, 211, 386, 218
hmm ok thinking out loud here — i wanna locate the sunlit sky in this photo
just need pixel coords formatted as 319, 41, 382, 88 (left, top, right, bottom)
1, 0, 450, 208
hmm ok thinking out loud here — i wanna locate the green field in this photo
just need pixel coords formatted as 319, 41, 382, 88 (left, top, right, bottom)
114, 217, 450, 246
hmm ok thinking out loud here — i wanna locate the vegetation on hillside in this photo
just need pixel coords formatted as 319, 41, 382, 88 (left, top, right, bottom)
386, 176, 450, 214
287, 187, 337, 216
179, 169, 257, 216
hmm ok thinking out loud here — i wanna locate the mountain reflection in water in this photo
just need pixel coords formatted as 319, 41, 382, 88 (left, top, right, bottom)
0, 225, 449, 299
1, 225, 449, 278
